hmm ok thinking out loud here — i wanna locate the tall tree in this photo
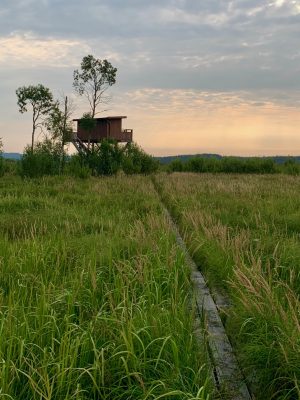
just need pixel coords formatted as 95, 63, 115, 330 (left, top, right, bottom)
73, 55, 117, 118
16, 84, 54, 151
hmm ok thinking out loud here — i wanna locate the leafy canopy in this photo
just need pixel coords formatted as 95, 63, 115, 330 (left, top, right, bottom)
16, 84, 54, 116
80, 112, 96, 133
45, 99, 73, 145
73, 55, 117, 117
16, 84, 54, 151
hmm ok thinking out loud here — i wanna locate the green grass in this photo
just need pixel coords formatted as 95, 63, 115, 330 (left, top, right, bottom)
0, 175, 211, 400
155, 172, 300, 400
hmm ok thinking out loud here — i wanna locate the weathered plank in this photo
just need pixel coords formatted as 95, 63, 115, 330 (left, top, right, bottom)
161, 205, 252, 400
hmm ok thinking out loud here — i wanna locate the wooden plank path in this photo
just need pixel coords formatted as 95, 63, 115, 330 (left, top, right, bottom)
155, 186, 252, 400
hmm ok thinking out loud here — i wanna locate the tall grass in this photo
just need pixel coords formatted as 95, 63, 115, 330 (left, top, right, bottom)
155, 172, 300, 400
0, 175, 211, 399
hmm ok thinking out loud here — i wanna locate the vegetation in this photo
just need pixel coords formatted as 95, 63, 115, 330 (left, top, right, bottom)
16, 84, 54, 151
1, 158, 300, 399
20, 140, 63, 178
122, 143, 160, 175
18, 140, 158, 178
73, 55, 117, 118
79, 112, 96, 131
0, 137, 4, 177
0, 175, 212, 399
10, 52, 300, 400
167, 156, 300, 175
45, 96, 74, 174
155, 173, 300, 400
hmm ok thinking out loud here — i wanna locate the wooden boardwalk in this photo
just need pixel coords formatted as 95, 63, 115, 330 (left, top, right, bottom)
153, 180, 252, 400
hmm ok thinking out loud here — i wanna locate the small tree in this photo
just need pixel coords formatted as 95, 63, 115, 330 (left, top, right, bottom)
73, 55, 117, 118
45, 96, 73, 173
16, 84, 54, 152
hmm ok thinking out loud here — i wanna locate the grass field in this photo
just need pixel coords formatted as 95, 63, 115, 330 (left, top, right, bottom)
0, 175, 211, 400
155, 173, 300, 400
1, 172, 300, 400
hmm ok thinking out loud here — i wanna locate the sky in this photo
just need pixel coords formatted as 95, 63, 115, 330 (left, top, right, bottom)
1, 0, 300, 156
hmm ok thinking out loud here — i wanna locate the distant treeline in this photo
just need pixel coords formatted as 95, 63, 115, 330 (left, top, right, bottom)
157, 153, 300, 165
167, 156, 300, 175
1, 148, 300, 178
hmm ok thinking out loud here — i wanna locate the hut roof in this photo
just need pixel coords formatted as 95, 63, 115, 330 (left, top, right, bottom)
73, 116, 127, 121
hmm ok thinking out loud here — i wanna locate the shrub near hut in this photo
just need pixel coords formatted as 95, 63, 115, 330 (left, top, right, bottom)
84, 140, 123, 176
122, 143, 159, 174
67, 142, 158, 178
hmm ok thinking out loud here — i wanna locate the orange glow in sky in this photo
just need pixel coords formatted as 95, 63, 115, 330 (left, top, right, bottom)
1, 0, 300, 156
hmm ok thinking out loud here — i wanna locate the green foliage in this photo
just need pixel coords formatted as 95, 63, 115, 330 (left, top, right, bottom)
168, 159, 184, 172
122, 143, 159, 174
185, 157, 219, 173
155, 173, 300, 399
73, 55, 117, 117
0, 175, 211, 399
0, 138, 4, 177
45, 97, 73, 174
282, 158, 300, 175
20, 140, 62, 178
85, 140, 123, 175
168, 156, 278, 174
67, 142, 158, 177
3, 159, 19, 175
80, 112, 96, 131
16, 84, 54, 151
65, 154, 91, 179
45, 99, 73, 145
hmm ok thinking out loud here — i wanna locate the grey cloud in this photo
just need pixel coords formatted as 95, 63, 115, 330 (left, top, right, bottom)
0, 0, 300, 94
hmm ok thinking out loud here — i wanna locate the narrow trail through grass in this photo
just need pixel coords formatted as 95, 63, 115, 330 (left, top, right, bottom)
152, 176, 251, 400
155, 172, 300, 400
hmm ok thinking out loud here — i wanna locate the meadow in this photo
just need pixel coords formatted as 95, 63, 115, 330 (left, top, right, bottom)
0, 175, 211, 400
155, 173, 300, 400
1, 172, 300, 400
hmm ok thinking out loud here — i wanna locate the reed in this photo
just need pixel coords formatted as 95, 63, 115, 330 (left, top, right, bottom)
156, 172, 300, 399
0, 175, 211, 399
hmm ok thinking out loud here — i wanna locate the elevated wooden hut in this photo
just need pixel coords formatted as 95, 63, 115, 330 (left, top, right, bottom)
72, 116, 133, 153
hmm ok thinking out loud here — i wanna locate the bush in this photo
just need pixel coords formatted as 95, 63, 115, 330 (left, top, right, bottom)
122, 143, 159, 174
20, 140, 62, 178
65, 154, 91, 179
282, 159, 300, 175
185, 157, 207, 172
80, 140, 123, 176
94, 140, 123, 175
66, 140, 123, 177
20, 139, 158, 178
3, 159, 19, 175
0, 157, 4, 177
168, 156, 277, 175
168, 159, 184, 172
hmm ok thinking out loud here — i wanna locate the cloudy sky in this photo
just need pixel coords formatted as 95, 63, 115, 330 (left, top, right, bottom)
1, 0, 300, 156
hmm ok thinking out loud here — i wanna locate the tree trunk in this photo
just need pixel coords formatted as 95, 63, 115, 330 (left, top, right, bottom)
31, 112, 36, 152
60, 96, 68, 174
